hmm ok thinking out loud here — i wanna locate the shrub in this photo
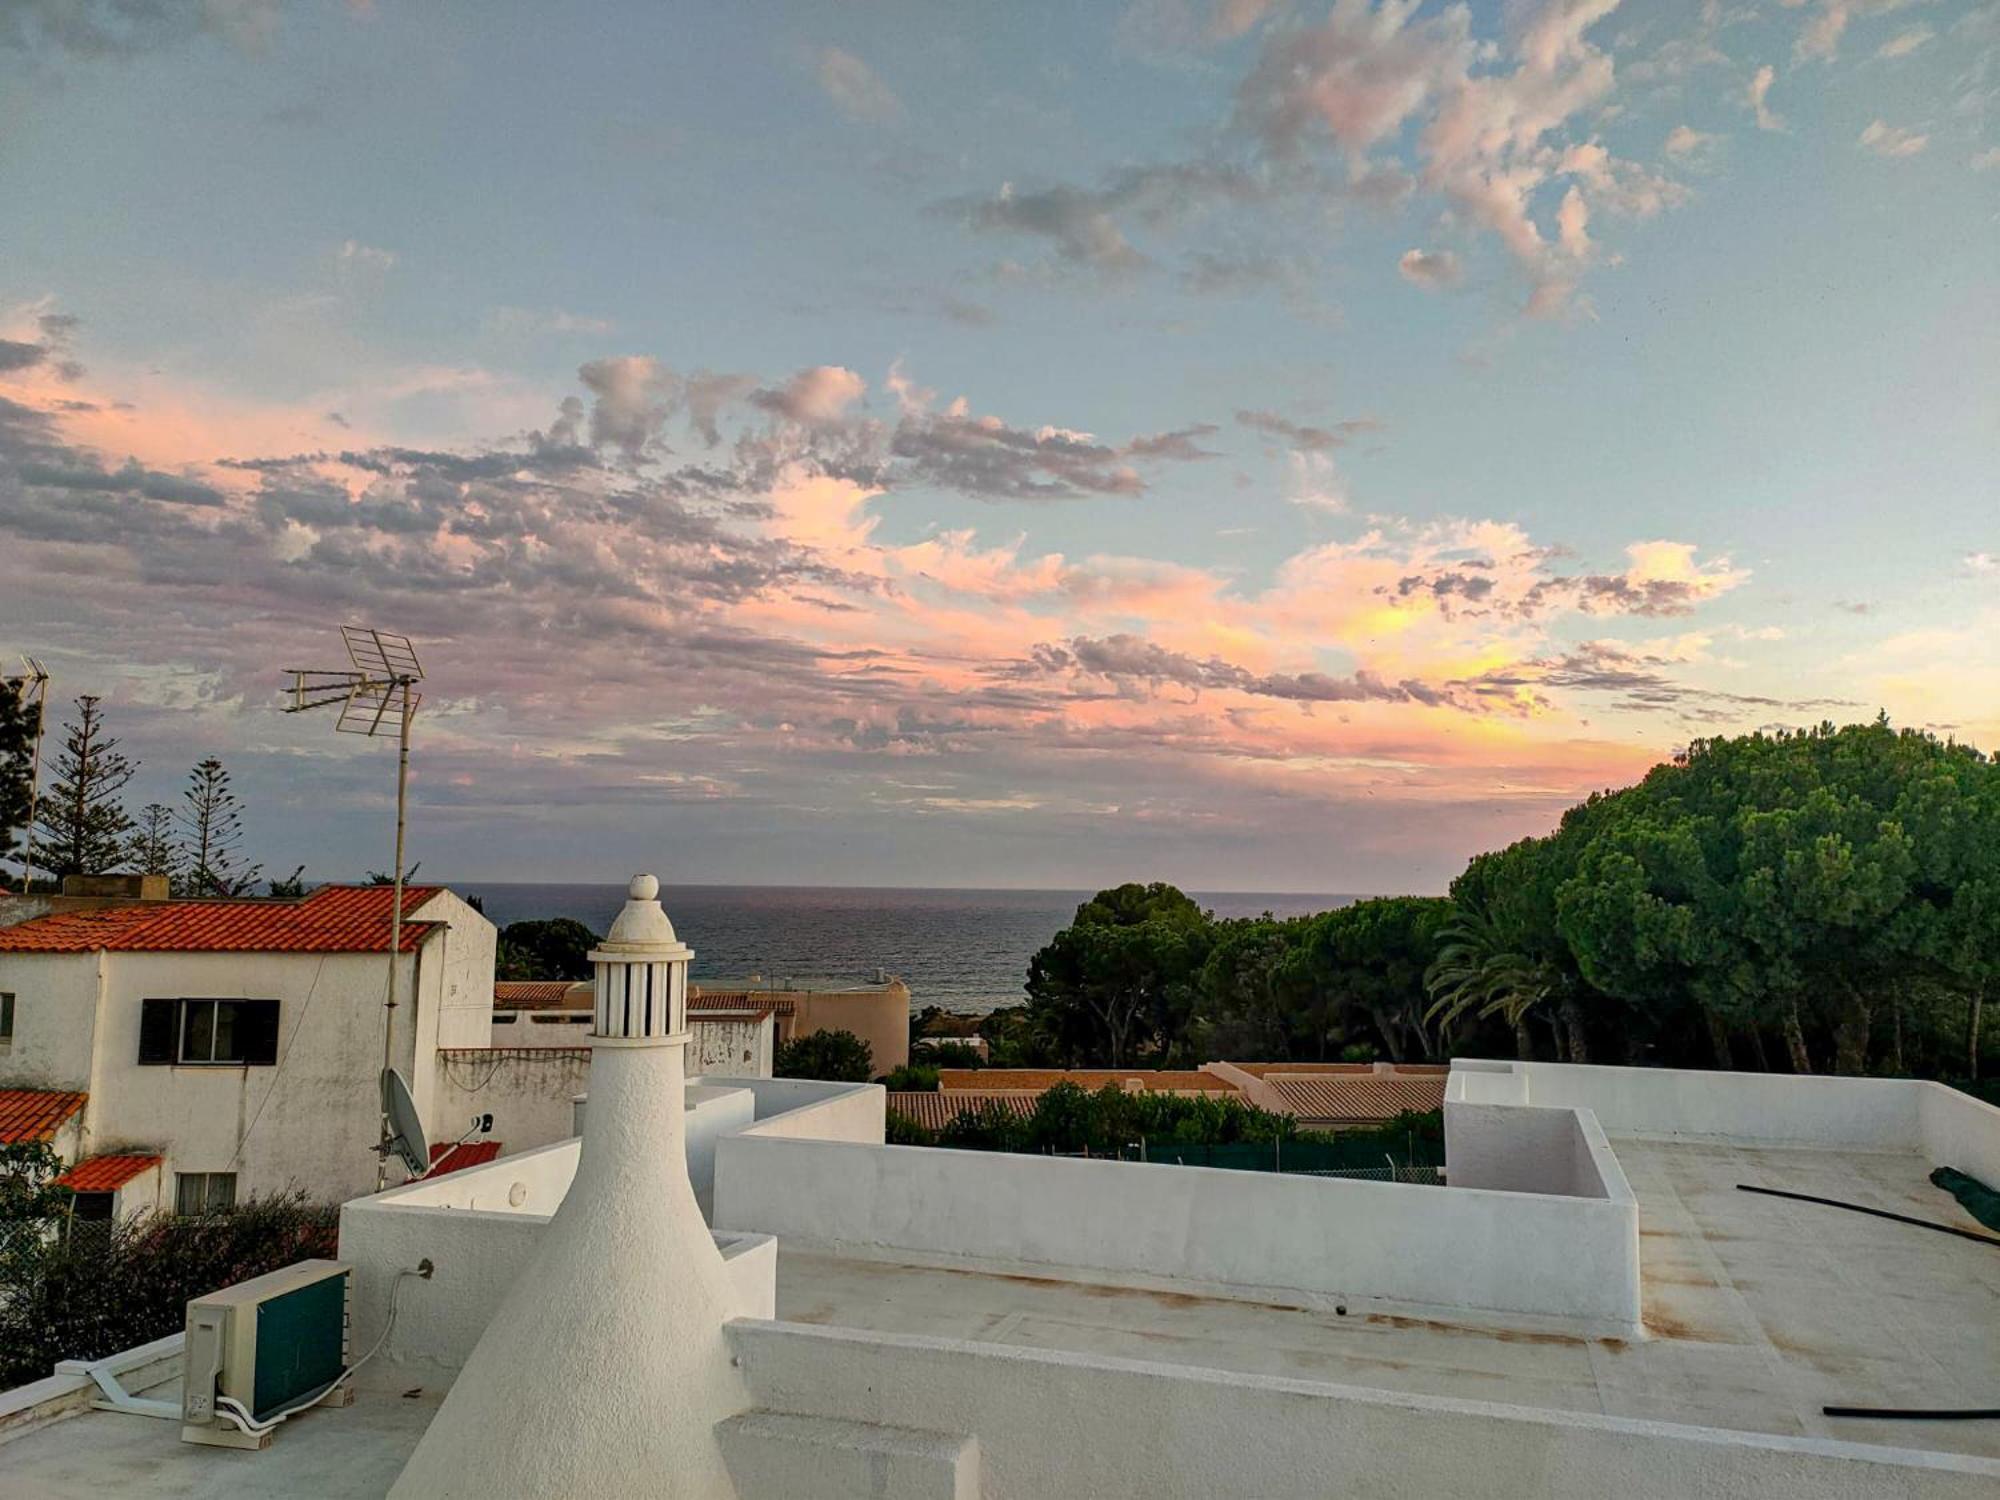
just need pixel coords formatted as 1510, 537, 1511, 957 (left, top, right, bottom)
774, 1028, 874, 1082
881, 1064, 939, 1092
913, 1040, 985, 1069
0, 1193, 337, 1388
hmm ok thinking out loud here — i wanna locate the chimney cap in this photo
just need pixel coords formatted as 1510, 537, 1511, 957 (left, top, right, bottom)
590, 872, 691, 960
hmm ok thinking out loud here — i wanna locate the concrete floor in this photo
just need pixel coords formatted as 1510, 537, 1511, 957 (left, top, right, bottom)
6, 1138, 1994, 1495
772, 1139, 2000, 1460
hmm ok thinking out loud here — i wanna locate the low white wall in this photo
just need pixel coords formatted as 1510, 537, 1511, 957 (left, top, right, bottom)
338, 1188, 776, 1374
719, 1077, 885, 1140
727, 1321, 2000, 1500
1455, 1061, 2000, 1190
1445, 1100, 1618, 1200
713, 1133, 1640, 1329
1456, 1060, 1924, 1149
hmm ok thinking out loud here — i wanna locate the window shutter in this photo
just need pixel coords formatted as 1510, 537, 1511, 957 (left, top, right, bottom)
241, 1000, 281, 1066
138, 1000, 179, 1064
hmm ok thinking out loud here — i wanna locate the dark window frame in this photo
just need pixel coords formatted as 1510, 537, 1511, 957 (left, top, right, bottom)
0, 990, 13, 1047
137, 999, 280, 1067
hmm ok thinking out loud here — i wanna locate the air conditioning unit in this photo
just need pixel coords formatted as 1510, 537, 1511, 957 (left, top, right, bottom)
181, 1259, 355, 1450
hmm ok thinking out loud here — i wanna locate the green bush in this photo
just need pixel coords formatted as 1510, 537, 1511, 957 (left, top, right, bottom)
881, 1064, 939, 1092
913, 1041, 985, 1069
0, 1193, 338, 1388
774, 1028, 874, 1082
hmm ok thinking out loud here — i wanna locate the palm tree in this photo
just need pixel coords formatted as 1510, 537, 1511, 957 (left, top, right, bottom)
1423, 905, 1552, 1060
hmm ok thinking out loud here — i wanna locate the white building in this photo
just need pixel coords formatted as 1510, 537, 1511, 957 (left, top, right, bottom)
0, 883, 778, 1213
0, 884, 494, 1209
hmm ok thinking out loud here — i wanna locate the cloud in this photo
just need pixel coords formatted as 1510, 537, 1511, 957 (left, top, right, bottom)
1231, 0, 1673, 313
485, 307, 616, 339
1663, 125, 1718, 160
1790, 0, 1919, 65
1397, 247, 1462, 287
1965, 552, 1996, 574
1858, 119, 1929, 158
1747, 65, 1785, 131
1235, 408, 1381, 452
0, 0, 286, 56
954, 163, 1269, 274
817, 45, 903, 125
751, 366, 868, 426
1877, 26, 1932, 58
1, 317, 1805, 888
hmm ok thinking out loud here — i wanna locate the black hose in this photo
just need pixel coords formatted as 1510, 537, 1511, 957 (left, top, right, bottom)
1734, 1183, 2000, 1248
1824, 1406, 2000, 1421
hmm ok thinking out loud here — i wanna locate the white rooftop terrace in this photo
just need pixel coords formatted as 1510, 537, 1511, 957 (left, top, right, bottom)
4, 1062, 1998, 1499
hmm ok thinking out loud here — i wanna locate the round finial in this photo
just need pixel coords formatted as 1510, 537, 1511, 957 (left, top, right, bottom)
629, 874, 659, 901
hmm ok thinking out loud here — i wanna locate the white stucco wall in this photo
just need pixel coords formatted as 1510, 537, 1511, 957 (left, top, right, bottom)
712, 1131, 1641, 1330
1456, 1059, 1925, 1148
726, 1321, 2000, 1500
0, 952, 101, 1093
1444, 1100, 1620, 1199
433, 1047, 591, 1155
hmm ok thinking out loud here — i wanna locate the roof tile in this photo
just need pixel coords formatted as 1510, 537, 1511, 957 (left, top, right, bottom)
55, 1153, 161, 1191
0, 1088, 87, 1143
0, 885, 443, 955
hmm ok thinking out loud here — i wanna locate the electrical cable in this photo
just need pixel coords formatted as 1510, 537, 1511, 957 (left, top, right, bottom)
208, 1261, 429, 1437
1734, 1183, 2000, 1248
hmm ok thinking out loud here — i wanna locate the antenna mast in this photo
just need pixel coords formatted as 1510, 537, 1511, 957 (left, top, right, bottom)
283, 625, 426, 1191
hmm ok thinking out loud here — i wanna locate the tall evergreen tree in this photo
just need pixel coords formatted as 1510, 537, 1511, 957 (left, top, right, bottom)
177, 757, 261, 896
0, 676, 36, 884
126, 802, 183, 885
34, 695, 135, 879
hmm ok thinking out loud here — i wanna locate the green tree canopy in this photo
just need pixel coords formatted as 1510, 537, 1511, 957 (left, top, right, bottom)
774, 1028, 874, 1082
495, 917, 602, 981
34, 695, 135, 880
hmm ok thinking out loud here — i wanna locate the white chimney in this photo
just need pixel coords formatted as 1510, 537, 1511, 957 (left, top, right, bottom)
389, 876, 748, 1498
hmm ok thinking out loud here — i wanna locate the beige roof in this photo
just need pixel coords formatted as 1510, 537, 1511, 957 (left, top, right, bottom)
886, 1091, 1042, 1132
1262, 1074, 1446, 1124
936, 1069, 1239, 1094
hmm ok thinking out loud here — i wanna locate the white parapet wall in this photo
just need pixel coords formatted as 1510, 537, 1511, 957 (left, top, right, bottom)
337, 1076, 876, 1372
1450, 1059, 2000, 1182
726, 1320, 2000, 1500
713, 1123, 1642, 1330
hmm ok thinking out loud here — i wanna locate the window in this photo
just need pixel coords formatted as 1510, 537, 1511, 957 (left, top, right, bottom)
138, 999, 280, 1066
70, 1191, 114, 1222
0, 991, 13, 1051
175, 1172, 236, 1216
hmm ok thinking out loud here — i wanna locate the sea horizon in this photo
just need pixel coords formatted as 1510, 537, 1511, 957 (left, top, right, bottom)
454, 881, 1386, 1015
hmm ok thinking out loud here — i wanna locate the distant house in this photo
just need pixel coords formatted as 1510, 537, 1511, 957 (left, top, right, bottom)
0, 883, 494, 1208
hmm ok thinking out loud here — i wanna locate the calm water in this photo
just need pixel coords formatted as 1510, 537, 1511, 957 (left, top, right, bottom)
453, 883, 1365, 1014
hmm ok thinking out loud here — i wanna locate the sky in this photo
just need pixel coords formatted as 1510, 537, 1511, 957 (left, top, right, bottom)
0, 0, 1995, 895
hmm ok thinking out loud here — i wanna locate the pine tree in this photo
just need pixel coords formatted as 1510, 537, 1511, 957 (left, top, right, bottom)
126, 803, 183, 884
0, 676, 36, 884
35, 695, 136, 879
177, 757, 261, 897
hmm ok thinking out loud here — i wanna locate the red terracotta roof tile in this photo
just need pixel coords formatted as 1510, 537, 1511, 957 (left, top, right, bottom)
0, 885, 443, 955
428, 1140, 503, 1175
0, 1088, 87, 1143
493, 980, 588, 1011
55, 1153, 161, 1191
689, 993, 794, 1017
937, 1069, 1239, 1094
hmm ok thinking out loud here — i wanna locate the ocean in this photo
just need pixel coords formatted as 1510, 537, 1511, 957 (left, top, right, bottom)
454, 883, 1364, 1014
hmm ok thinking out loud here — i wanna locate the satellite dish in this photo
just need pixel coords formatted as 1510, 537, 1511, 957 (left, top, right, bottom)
379, 1068, 431, 1179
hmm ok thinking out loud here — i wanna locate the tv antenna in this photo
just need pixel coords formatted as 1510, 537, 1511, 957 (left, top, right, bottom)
284, 626, 425, 1190
9, 658, 48, 890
